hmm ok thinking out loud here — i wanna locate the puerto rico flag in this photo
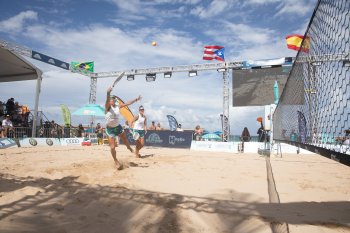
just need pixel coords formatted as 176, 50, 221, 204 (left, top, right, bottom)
203, 45, 225, 61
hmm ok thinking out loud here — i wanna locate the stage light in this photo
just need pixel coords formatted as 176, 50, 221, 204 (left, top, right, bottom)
146, 73, 156, 82
127, 75, 135, 81
164, 72, 172, 78
188, 70, 197, 77
217, 68, 226, 72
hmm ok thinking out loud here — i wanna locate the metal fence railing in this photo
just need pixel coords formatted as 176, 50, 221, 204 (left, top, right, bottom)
273, 0, 350, 165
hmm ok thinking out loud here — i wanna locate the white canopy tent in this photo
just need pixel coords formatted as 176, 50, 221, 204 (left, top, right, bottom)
0, 46, 42, 137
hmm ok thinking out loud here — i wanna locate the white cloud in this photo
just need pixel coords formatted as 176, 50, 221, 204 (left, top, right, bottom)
275, 0, 316, 17
0, 1, 316, 135
0, 11, 38, 33
190, 0, 233, 18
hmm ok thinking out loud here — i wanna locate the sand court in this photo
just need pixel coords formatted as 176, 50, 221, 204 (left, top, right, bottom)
1, 146, 350, 233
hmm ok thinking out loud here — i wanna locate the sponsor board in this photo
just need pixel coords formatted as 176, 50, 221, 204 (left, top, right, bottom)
191, 141, 237, 153
0, 138, 18, 149
123, 129, 192, 148
19, 138, 63, 147
61, 138, 84, 146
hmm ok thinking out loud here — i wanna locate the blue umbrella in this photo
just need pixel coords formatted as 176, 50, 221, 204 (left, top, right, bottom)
72, 104, 105, 117
213, 131, 222, 135
202, 130, 210, 135
202, 133, 221, 140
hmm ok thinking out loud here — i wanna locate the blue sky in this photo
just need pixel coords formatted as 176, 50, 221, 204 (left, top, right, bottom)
0, 0, 317, 134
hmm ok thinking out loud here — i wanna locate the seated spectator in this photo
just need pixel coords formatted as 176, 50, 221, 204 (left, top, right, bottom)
149, 121, 156, 130
156, 122, 163, 130
194, 125, 203, 141
240, 127, 251, 142
176, 124, 184, 132
2, 115, 13, 138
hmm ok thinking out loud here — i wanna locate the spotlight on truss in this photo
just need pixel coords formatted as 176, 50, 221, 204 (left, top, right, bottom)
188, 70, 197, 77
127, 75, 135, 81
164, 72, 172, 78
146, 73, 156, 82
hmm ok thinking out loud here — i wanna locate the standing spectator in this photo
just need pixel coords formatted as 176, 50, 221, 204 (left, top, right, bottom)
0, 101, 4, 117
96, 123, 104, 145
290, 129, 298, 142
2, 115, 13, 138
21, 105, 30, 126
50, 120, 58, 138
194, 125, 203, 141
6, 98, 15, 115
257, 126, 266, 142
77, 124, 85, 137
240, 127, 251, 142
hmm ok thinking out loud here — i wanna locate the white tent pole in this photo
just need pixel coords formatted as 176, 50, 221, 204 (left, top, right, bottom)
32, 71, 42, 137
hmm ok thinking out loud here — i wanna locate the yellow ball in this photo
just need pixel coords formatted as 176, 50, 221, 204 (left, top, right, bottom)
151, 41, 157, 46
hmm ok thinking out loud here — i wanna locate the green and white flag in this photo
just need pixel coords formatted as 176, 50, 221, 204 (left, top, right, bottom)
60, 104, 71, 126
70, 61, 94, 73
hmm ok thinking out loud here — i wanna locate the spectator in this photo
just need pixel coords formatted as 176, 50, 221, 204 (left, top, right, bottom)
0, 121, 3, 138
240, 127, 251, 142
0, 101, 4, 117
176, 123, 184, 132
257, 126, 266, 142
149, 121, 156, 130
6, 98, 15, 115
2, 115, 13, 138
290, 129, 298, 142
21, 105, 30, 126
77, 124, 85, 137
50, 120, 58, 138
156, 122, 163, 130
194, 125, 203, 141
96, 123, 104, 145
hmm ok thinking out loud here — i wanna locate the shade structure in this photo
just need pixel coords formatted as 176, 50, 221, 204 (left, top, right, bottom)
0, 46, 42, 137
72, 104, 105, 117
202, 133, 221, 140
213, 131, 222, 135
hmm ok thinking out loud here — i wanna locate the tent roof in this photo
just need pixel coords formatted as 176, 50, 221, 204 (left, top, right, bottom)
0, 47, 41, 82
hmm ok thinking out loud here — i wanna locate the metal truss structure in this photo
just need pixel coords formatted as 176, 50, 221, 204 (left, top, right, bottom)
4, 38, 346, 141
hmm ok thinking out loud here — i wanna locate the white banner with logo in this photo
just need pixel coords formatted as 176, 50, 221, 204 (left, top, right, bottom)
61, 138, 85, 146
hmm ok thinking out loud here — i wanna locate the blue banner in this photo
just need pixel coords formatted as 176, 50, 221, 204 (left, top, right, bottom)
124, 129, 192, 148
31, 50, 70, 70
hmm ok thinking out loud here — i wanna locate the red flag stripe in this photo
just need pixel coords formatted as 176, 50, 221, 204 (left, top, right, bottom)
204, 45, 224, 49
203, 51, 215, 54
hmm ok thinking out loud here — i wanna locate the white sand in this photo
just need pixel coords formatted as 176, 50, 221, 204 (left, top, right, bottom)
0, 146, 349, 233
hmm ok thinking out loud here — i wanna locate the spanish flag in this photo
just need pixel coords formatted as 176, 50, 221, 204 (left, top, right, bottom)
286, 35, 310, 52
